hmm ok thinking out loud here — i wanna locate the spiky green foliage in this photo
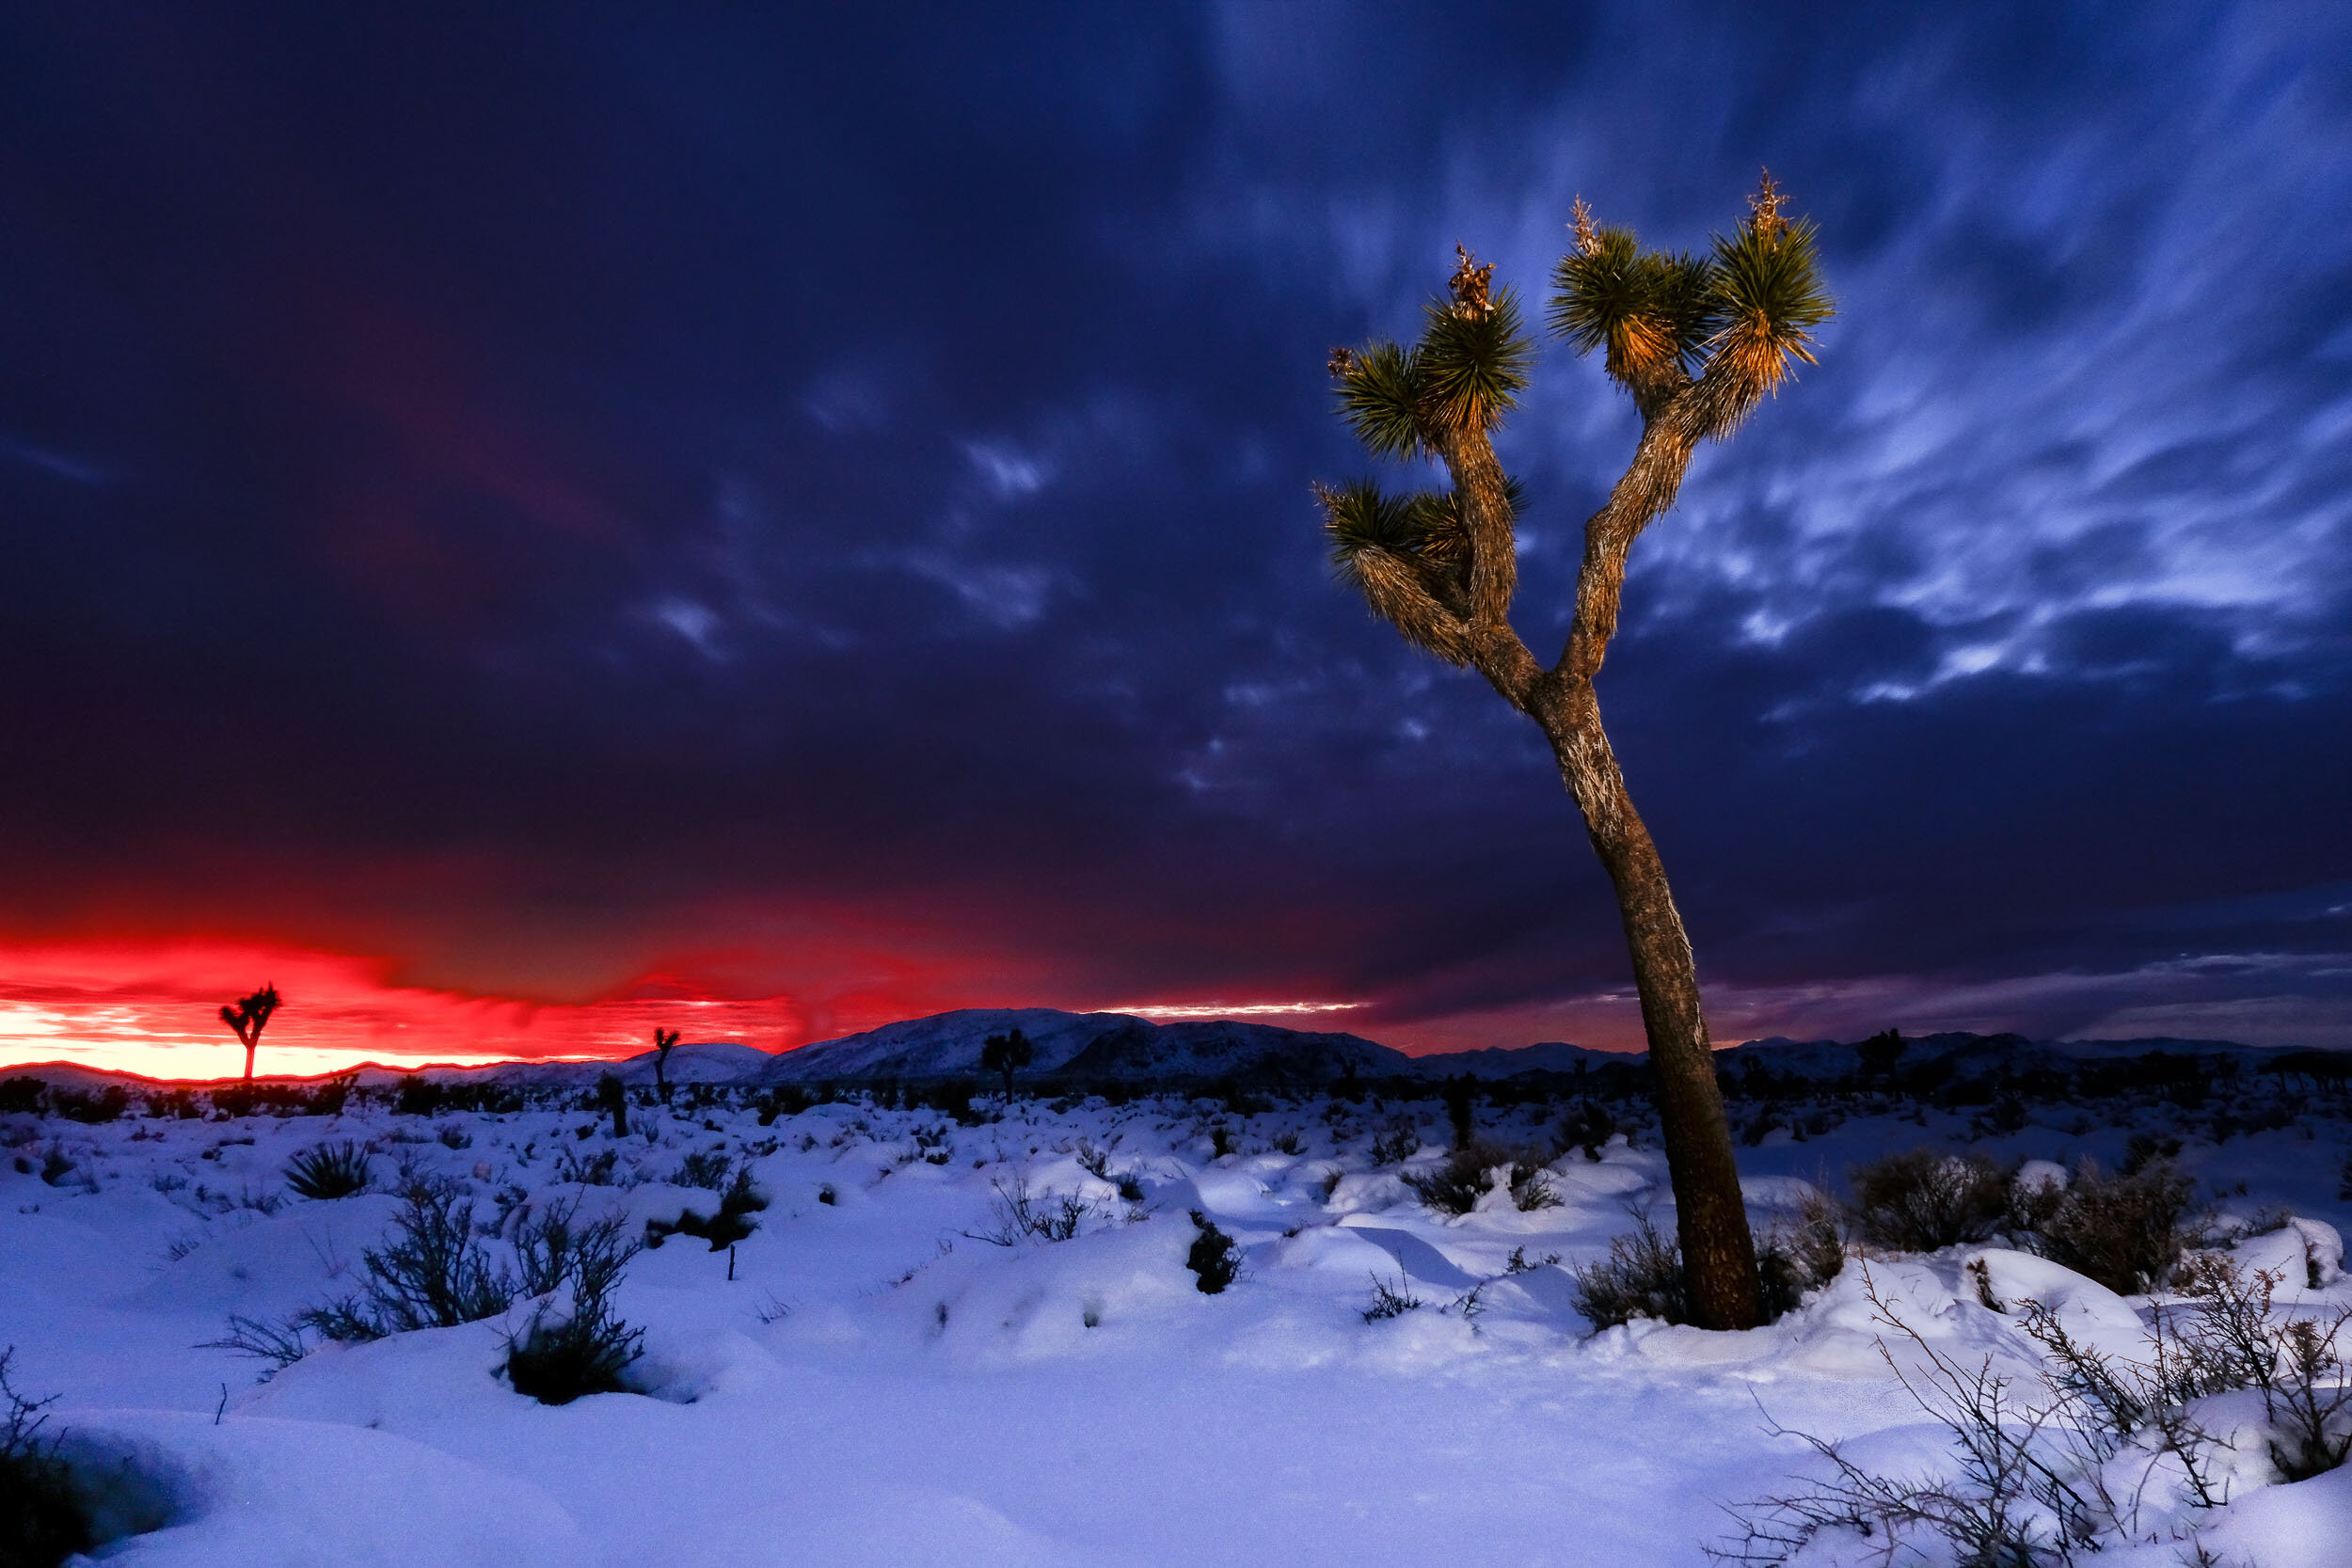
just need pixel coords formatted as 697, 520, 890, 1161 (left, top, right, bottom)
1415, 287, 1534, 436
1330, 340, 1425, 458
1696, 216, 1835, 430
1549, 230, 1717, 380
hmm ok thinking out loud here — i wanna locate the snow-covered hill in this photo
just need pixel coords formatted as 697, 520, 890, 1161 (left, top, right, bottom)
760, 1007, 1415, 1085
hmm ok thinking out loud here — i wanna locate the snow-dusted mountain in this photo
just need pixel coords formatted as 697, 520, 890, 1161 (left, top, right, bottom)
757, 1007, 1413, 1084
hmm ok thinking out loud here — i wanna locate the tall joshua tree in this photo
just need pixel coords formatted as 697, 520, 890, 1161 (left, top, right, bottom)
1316, 173, 1834, 1329
219, 984, 281, 1085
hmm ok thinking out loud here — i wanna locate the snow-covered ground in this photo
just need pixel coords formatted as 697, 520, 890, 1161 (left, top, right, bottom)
5, 1085, 2349, 1567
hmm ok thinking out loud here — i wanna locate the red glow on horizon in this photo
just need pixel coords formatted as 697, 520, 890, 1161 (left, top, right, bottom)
0, 939, 868, 1080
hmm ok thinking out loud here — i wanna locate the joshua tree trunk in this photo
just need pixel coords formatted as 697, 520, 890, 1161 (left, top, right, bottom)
1448, 415, 1764, 1332
244, 1043, 256, 1084
1529, 673, 1756, 1329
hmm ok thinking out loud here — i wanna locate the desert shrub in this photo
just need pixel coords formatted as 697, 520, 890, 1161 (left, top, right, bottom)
1270, 1128, 1306, 1156
1556, 1098, 1615, 1161
1719, 1259, 2352, 1567
2172, 1256, 2352, 1480
1848, 1148, 2010, 1253
284, 1141, 372, 1200
645, 1166, 769, 1251
1368, 1117, 1420, 1166
303, 1178, 515, 1338
1572, 1209, 1689, 1329
964, 1171, 1094, 1246
51, 1086, 127, 1124
1756, 1192, 1847, 1321
2014, 1160, 2197, 1295
1361, 1273, 1421, 1323
674, 1148, 732, 1190
502, 1209, 644, 1405
1507, 1156, 1561, 1212
0, 1348, 91, 1568
0, 1078, 43, 1117
302, 1075, 354, 1117
1577, 1205, 1837, 1332
1402, 1146, 1494, 1215
1401, 1143, 1557, 1215
1186, 1210, 1241, 1294
755, 1085, 812, 1124
555, 1147, 619, 1186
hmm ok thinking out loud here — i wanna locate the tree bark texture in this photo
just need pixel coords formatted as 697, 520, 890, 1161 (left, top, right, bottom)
1443, 413, 1764, 1331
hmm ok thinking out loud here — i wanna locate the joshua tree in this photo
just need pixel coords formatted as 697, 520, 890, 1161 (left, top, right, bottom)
1316, 173, 1834, 1329
595, 1071, 629, 1138
979, 1028, 1033, 1101
651, 1028, 680, 1102
219, 984, 281, 1085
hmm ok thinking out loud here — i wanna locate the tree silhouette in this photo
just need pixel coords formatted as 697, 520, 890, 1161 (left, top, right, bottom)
652, 1028, 680, 1102
219, 984, 281, 1085
1316, 173, 1835, 1329
596, 1070, 629, 1138
979, 1028, 1033, 1101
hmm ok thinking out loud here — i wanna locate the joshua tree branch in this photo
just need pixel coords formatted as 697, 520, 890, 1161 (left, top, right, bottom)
1555, 415, 1700, 685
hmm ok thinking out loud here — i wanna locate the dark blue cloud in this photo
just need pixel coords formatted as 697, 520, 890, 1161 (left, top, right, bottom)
0, 1, 2346, 1047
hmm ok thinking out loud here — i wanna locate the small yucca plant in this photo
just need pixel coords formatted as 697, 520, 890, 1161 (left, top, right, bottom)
284, 1141, 372, 1200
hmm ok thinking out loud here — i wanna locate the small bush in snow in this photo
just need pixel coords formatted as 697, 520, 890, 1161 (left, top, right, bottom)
1577, 1205, 1836, 1332
1756, 1191, 1846, 1320
1361, 1273, 1421, 1323
674, 1148, 732, 1190
213, 1179, 517, 1370
502, 1211, 644, 1406
555, 1147, 619, 1186
0, 1076, 43, 1116
646, 1166, 770, 1251
1368, 1117, 1420, 1166
1718, 1259, 2352, 1567
1571, 1208, 1688, 1329
312, 1178, 516, 1337
1186, 1211, 1241, 1294
1401, 1146, 1493, 1216
1556, 1098, 1615, 1161
0, 1347, 91, 1568
1848, 1148, 2010, 1254
966, 1172, 1095, 1246
1402, 1144, 1558, 1216
284, 1141, 372, 1200
2010, 1158, 2197, 1296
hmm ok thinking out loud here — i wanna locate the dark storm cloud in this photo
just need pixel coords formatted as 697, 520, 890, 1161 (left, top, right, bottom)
1, 2, 2347, 1047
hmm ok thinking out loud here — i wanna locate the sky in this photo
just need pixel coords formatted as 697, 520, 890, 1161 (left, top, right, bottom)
3, 2, 2349, 1079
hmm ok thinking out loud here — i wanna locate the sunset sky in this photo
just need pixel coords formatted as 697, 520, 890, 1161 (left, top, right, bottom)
4, 4, 2348, 1080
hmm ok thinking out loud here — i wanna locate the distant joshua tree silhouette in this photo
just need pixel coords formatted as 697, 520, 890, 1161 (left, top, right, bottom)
979, 1028, 1033, 1101
219, 985, 281, 1084
652, 1028, 680, 1102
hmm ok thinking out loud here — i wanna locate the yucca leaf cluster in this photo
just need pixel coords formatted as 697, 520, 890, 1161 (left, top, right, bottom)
1319, 173, 1834, 663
